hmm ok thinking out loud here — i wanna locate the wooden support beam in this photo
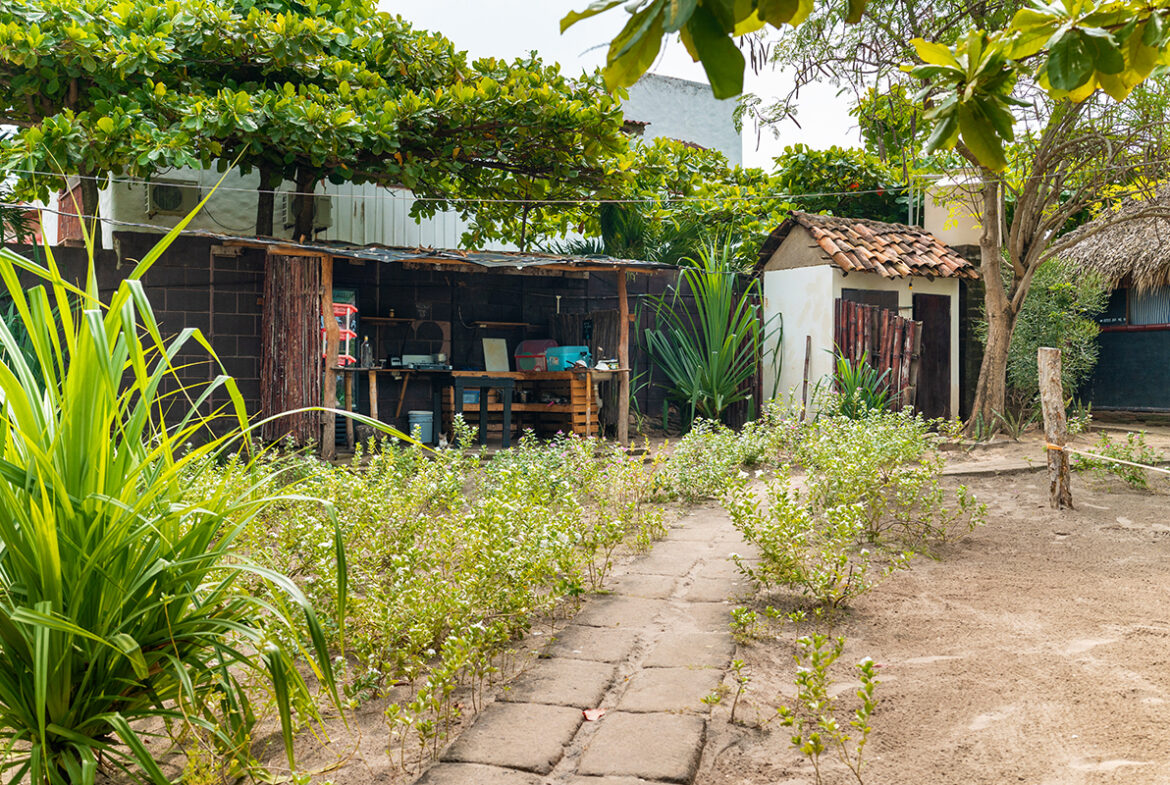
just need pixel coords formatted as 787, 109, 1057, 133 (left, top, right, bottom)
617, 270, 630, 446
1038, 347, 1073, 509
322, 257, 338, 459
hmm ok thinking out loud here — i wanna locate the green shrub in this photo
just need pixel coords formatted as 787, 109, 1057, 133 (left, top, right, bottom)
213, 425, 665, 768
797, 411, 984, 549
0, 235, 338, 784
1072, 430, 1162, 489
980, 261, 1108, 411
725, 471, 913, 609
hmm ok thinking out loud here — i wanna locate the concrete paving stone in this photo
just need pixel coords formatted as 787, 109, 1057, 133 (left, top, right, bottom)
643, 631, 734, 669
572, 596, 669, 629
616, 667, 725, 714
691, 558, 742, 583
669, 601, 732, 632
625, 541, 709, 576
546, 625, 640, 663
680, 577, 742, 603
500, 658, 617, 708
609, 573, 679, 599
577, 712, 707, 783
415, 763, 545, 785
441, 702, 582, 774
567, 777, 671, 785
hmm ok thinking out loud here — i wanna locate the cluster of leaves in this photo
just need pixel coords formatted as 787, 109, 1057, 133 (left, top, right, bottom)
643, 239, 781, 424
194, 422, 664, 770
796, 412, 987, 550
655, 402, 802, 502
1072, 430, 1163, 490
0, 220, 338, 784
824, 352, 892, 419
566, 0, 1170, 172
777, 634, 879, 785
0, 0, 628, 238
773, 144, 907, 224
536, 138, 798, 270
724, 409, 985, 609
987, 261, 1109, 413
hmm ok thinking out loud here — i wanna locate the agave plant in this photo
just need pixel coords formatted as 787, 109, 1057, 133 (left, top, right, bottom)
643, 237, 781, 425
0, 215, 344, 783
831, 351, 892, 419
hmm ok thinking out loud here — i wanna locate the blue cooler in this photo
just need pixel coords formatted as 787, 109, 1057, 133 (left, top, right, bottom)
545, 345, 591, 371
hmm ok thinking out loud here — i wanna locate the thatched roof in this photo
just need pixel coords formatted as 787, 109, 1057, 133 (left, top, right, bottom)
1061, 187, 1170, 291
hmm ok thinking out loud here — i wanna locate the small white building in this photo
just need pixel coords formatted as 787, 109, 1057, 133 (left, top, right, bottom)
757, 212, 977, 418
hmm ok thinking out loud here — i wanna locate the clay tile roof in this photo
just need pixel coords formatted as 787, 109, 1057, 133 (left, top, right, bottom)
756, 211, 978, 279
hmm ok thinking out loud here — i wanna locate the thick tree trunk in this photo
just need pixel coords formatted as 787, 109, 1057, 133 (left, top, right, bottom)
79, 174, 101, 252
293, 168, 317, 241
966, 174, 1011, 437
255, 165, 277, 237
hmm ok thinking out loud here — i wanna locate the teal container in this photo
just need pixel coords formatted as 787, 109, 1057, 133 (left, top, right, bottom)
408, 410, 434, 444
545, 345, 591, 371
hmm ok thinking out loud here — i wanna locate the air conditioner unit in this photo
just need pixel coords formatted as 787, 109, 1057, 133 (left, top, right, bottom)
279, 193, 333, 230
145, 180, 200, 217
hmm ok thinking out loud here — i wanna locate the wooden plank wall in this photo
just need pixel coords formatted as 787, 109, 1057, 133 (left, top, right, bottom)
833, 298, 922, 410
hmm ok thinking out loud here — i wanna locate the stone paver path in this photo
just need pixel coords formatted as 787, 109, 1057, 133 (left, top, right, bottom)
416, 504, 751, 785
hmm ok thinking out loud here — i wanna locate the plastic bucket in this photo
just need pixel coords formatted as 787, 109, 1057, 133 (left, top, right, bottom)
408, 410, 434, 444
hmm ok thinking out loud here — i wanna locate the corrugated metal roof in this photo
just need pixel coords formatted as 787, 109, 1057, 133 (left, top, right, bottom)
756, 212, 978, 280
205, 232, 673, 272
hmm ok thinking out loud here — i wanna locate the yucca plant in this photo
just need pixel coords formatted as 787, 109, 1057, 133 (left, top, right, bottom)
643, 237, 782, 426
0, 215, 343, 783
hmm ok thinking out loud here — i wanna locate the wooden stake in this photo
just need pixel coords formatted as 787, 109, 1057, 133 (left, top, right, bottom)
616, 271, 630, 446
801, 334, 811, 420
322, 257, 338, 459
1038, 347, 1072, 509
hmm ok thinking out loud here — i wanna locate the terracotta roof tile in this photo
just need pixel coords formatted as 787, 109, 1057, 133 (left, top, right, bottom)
756, 212, 978, 279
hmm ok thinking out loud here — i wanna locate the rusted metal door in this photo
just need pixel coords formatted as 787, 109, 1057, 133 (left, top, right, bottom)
912, 293, 950, 419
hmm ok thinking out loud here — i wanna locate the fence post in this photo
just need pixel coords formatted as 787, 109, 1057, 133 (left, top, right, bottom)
1037, 347, 1072, 509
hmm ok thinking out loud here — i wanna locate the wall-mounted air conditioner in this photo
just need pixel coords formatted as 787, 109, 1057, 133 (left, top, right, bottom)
279, 193, 333, 230
145, 179, 200, 216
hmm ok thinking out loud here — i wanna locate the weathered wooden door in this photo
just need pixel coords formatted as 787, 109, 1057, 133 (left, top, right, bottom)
912, 293, 950, 419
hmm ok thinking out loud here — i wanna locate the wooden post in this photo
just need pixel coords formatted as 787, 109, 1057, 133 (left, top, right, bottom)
368, 370, 379, 422
322, 258, 338, 459
616, 270, 630, 446
1038, 347, 1073, 509
344, 371, 355, 450
801, 334, 812, 420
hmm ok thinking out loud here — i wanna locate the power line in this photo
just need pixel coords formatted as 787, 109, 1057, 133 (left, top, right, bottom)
16, 167, 912, 205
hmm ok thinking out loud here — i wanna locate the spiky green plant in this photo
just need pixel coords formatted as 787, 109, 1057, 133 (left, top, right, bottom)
0, 215, 343, 783
642, 237, 781, 425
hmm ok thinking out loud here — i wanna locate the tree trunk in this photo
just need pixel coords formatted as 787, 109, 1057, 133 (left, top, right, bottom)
966, 174, 1010, 437
80, 174, 101, 252
255, 165, 277, 237
293, 168, 317, 241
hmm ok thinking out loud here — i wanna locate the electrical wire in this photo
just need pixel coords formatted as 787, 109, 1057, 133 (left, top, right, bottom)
12, 167, 912, 204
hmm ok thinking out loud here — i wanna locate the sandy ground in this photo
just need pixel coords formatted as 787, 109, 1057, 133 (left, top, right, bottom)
699, 468, 1170, 785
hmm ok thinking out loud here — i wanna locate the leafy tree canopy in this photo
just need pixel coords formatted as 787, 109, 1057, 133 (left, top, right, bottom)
0, 0, 627, 237
563, 0, 1170, 171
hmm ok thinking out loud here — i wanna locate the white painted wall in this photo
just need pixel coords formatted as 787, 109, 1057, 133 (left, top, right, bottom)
622, 73, 743, 166
95, 170, 509, 250
924, 176, 983, 249
762, 265, 835, 407
762, 265, 961, 417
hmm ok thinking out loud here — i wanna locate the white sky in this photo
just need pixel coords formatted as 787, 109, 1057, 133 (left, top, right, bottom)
379, 0, 859, 169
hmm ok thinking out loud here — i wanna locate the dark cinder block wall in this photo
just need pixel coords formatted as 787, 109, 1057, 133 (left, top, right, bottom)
4, 233, 714, 438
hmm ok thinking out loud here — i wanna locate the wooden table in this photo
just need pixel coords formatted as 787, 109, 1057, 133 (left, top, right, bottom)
332, 366, 630, 449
